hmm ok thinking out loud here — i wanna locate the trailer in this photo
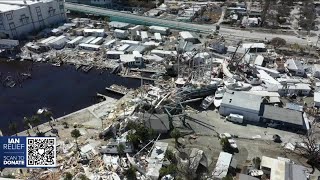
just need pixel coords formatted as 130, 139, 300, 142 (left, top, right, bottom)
149, 26, 170, 35
117, 44, 130, 51
83, 29, 105, 37
48, 35, 68, 50
106, 51, 124, 59
40, 36, 56, 45
90, 37, 104, 45
83, 36, 96, 44
114, 29, 128, 39
154, 33, 162, 42
141, 31, 148, 42
104, 39, 116, 48
79, 43, 100, 51
67, 36, 84, 48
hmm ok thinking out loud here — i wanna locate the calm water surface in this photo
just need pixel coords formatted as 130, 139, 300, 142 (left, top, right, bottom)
0, 60, 140, 135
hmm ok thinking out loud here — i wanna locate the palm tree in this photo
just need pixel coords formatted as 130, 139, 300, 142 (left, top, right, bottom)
30, 115, 41, 134
170, 128, 181, 148
23, 117, 32, 136
9, 122, 18, 136
71, 129, 81, 153
43, 110, 54, 130
117, 143, 126, 157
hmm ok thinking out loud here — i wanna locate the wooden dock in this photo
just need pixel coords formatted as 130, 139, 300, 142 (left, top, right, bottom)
105, 87, 126, 95
129, 68, 164, 74
122, 75, 156, 81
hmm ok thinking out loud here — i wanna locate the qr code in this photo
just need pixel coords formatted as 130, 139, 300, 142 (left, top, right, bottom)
26, 137, 56, 167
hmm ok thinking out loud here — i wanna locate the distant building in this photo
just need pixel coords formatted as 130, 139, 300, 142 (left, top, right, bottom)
0, 0, 66, 39
66, 0, 114, 8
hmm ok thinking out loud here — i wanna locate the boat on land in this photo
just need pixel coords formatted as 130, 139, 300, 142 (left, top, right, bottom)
200, 95, 215, 109
213, 87, 225, 108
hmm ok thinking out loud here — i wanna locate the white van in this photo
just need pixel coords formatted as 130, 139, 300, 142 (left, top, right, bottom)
226, 114, 244, 124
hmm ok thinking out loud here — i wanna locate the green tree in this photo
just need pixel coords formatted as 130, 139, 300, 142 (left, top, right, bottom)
9, 122, 18, 136
78, 174, 90, 180
270, 37, 286, 48
222, 174, 233, 180
64, 172, 73, 180
127, 132, 140, 149
117, 143, 126, 157
30, 115, 41, 133
170, 128, 181, 148
126, 122, 155, 149
62, 122, 69, 129
165, 149, 177, 164
124, 166, 137, 180
71, 129, 81, 152
252, 157, 261, 169
43, 110, 54, 129
159, 164, 178, 178
23, 117, 31, 136
299, 0, 316, 31
220, 137, 232, 153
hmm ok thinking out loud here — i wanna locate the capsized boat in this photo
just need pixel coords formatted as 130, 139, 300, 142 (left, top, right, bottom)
200, 95, 215, 109
213, 87, 225, 108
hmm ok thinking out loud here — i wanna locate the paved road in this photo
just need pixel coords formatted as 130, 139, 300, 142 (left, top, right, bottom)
65, 3, 315, 46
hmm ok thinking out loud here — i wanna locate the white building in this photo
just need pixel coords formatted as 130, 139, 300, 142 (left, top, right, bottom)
260, 156, 308, 180
219, 90, 263, 122
0, 0, 66, 39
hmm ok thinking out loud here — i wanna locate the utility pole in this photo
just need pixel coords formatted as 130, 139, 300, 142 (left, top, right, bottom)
316, 34, 320, 48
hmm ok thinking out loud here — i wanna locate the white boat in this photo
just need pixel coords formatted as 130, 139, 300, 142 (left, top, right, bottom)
200, 95, 215, 109
226, 81, 252, 91
213, 87, 225, 108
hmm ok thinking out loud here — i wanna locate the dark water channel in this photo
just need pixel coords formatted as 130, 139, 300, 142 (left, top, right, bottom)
0, 60, 141, 135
